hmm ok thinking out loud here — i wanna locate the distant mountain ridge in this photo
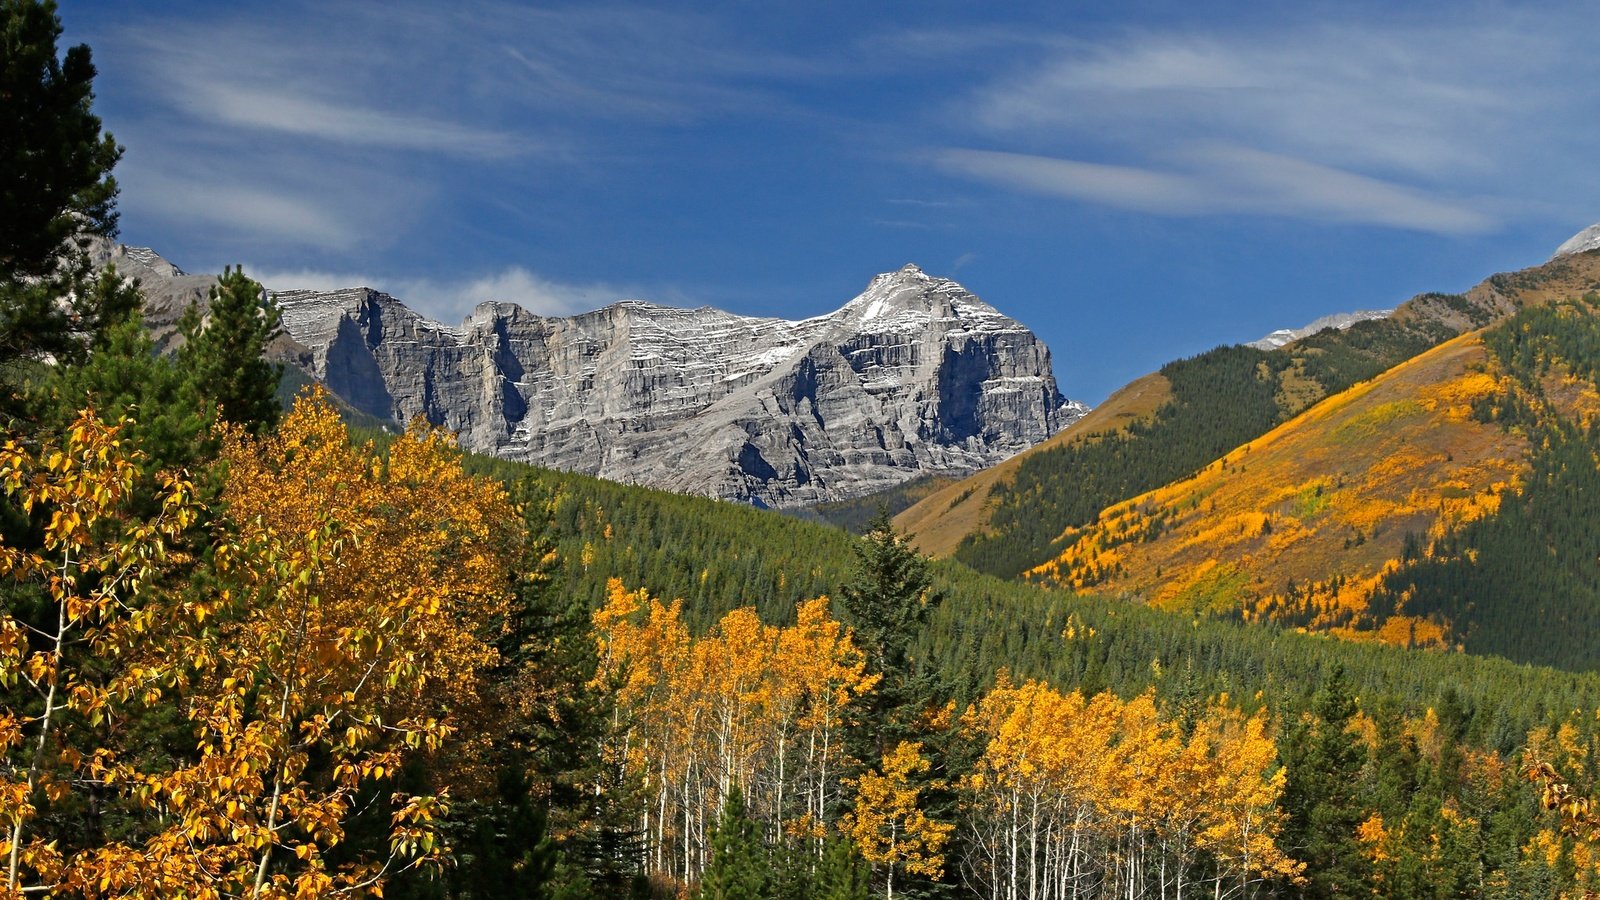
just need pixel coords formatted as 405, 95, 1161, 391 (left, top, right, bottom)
97, 245, 1084, 506
894, 222, 1600, 667
1247, 309, 1393, 350
898, 225, 1600, 564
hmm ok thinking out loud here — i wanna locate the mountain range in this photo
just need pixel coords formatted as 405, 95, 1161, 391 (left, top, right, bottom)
94, 244, 1084, 507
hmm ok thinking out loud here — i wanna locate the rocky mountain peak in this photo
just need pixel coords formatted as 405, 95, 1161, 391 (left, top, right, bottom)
99, 244, 1085, 507
1552, 223, 1600, 260
279, 264, 1081, 506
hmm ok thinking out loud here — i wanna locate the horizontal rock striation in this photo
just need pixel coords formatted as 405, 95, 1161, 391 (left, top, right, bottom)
98, 244, 1083, 507
275, 264, 1083, 506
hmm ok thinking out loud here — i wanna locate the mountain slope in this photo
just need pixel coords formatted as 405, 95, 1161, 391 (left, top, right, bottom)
1027, 293, 1600, 668
100, 245, 1086, 507
445, 432, 1600, 745
1027, 330, 1518, 633
898, 242, 1600, 578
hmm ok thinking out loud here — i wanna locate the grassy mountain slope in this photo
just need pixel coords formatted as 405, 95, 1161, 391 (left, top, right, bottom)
896, 250, 1600, 580
1028, 294, 1600, 669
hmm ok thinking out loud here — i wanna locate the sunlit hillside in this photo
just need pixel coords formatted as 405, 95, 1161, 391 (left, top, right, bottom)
1029, 294, 1600, 667
1028, 331, 1522, 643
898, 251, 1600, 582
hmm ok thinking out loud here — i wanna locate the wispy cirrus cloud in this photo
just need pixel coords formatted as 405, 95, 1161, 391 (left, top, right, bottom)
926, 5, 1596, 234
93, 0, 821, 257
179, 83, 527, 157
936, 146, 1496, 234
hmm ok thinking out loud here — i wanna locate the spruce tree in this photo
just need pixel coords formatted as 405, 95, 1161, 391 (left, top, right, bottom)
839, 509, 943, 760
838, 510, 951, 898
698, 786, 771, 900
176, 266, 283, 434
42, 268, 208, 473
1282, 664, 1372, 898
0, 0, 124, 414
812, 834, 870, 900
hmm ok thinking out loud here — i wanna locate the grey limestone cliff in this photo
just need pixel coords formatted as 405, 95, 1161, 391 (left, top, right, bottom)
98, 245, 1084, 507
274, 264, 1083, 506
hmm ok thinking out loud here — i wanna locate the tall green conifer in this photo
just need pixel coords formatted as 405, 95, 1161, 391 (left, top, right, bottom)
698, 787, 771, 900
176, 266, 283, 434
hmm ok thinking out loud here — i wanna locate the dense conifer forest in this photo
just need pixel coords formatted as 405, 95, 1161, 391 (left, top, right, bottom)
1366, 296, 1600, 669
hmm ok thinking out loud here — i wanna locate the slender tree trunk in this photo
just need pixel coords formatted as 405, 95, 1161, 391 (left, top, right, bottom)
7, 566, 70, 894
251, 675, 298, 898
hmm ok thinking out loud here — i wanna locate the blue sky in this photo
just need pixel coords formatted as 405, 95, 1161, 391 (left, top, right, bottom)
66, 0, 1600, 402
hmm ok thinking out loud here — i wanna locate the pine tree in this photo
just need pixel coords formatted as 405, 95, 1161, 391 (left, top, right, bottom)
1282, 665, 1372, 898
42, 268, 208, 474
839, 509, 943, 762
698, 786, 772, 900
0, 0, 124, 414
176, 266, 283, 434
812, 834, 870, 900
0, 0, 119, 282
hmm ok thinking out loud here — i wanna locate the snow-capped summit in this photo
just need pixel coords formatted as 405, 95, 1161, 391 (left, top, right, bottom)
1552, 223, 1600, 260
1247, 309, 1392, 351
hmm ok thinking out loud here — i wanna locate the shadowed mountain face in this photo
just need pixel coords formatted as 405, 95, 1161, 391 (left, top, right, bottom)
101, 245, 1083, 507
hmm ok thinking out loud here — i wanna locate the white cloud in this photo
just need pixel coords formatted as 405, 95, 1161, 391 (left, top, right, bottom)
129, 171, 367, 249
936, 149, 1215, 215
935, 146, 1494, 234
183, 83, 526, 157
966, 20, 1549, 176
247, 265, 647, 323
931, 6, 1597, 232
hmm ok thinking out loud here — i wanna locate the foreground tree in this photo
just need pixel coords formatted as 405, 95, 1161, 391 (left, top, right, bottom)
38, 268, 204, 476
176, 266, 284, 435
1282, 665, 1371, 898
0, 411, 196, 894
843, 741, 951, 899
698, 786, 770, 900
1, 0, 124, 411
839, 511, 941, 765
2, 390, 525, 896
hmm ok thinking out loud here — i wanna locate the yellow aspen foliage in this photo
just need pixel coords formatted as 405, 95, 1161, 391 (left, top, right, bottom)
959, 679, 1298, 898
63, 388, 518, 899
590, 584, 875, 885
844, 741, 952, 898
0, 411, 198, 896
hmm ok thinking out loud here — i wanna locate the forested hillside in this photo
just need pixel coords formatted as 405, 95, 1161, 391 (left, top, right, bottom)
899, 251, 1600, 580
1365, 295, 1600, 668
1023, 294, 1600, 670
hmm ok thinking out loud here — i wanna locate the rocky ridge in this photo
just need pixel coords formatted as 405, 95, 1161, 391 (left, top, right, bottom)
1552, 222, 1600, 259
274, 264, 1085, 506
1247, 309, 1392, 350
102, 245, 1084, 507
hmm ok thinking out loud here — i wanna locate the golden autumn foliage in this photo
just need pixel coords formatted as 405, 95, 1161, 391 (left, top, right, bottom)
958, 676, 1300, 899
592, 581, 877, 884
1027, 332, 1527, 646
163, 388, 517, 897
844, 741, 952, 898
0, 390, 520, 898
0, 412, 198, 896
